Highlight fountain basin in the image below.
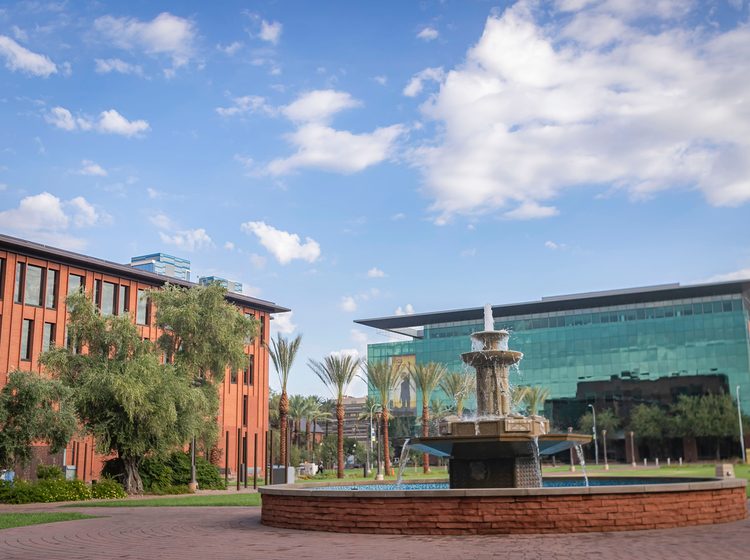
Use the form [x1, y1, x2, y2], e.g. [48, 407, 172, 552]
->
[260, 477, 747, 534]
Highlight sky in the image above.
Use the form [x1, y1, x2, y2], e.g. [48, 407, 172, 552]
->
[1, 0, 749, 398]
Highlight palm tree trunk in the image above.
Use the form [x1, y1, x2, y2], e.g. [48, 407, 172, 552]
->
[422, 403, 430, 474]
[383, 407, 392, 476]
[279, 391, 289, 470]
[336, 401, 345, 478]
[312, 419, 317, 462]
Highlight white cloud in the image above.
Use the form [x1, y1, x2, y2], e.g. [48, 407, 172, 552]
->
[373, 75, 387, 86]
[395, 303, 415, 316]
[146, 187, 162, 199]
[93, 12, 196, 73]
[259, 20, 282, 45]
[216, 95, 272, 117]
[46, 106, 149, 137]
[94, 58, 144, 76]
[391, 212, 406, 221]
[224, 241, 235, 251]
[410, 2, 750, 223]
[340, 296, 357, 312]
[705, 268, 750, 282]
[241, 221, 321, 264]
[544, 240, 568, 250]
[148, 212, 176, 230]
[78, 160, 107, 176]
[417, 27, 439, 41]
[367, 267, 386, 278]
[460, 248, 477, 257]
[271, 311, 296, 335]
[0, 35, 56, 76]
[0, 192, 103, 249]
[249, 253, 267, 269]
[281, 90, 360, 123]
[158, 228, 213, 251]
[217, 41, 243, 55]
[403, 67, 444, 97]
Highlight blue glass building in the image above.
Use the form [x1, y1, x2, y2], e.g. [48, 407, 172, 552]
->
[130, 253, 191, 281]
[199, 275, 243, 294]
[356, 281, 750, 434]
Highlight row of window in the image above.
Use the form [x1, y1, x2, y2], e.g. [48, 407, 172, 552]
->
[230, 354, 255, 386]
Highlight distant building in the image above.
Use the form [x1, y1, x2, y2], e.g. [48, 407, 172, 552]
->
[341, 396, 371, 443]
[199, 276, 243, 294]
[130, 253, 191, 281]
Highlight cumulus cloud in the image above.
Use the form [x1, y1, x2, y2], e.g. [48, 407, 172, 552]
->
[340, 296, 357, 312]
[158, 228, 213, 251]
[0, 35, 56, 76]
[395, 304, 415, 316]
[417, 27, 439, 41]
[78, 160, 107, 176]
[281, 90, 361, 123]
[271, 311, 297, 335]
[94, 58, 144, 76]
[216, 95, 272, 117]
[259, 20, 282, 45]
[0, 192, 103, 249]
[410, 1, 750, 223]
[93, 12, 196, 74]
[367, 267, 386, 278]
[403, 67, 444, 97]
[544, 240, 568, 250]
[705, 268, 750, 282]
[249, 253, 267, 269]
[46, 106, 149, 137]
[217, 41, 243, 55]
[241, 221, 321, 264]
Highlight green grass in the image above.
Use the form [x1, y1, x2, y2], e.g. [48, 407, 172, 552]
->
[75, 492, 261, 508]
[0, 512, 96, 530]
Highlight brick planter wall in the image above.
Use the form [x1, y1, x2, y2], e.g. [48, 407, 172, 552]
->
[260, 480, 747, 535]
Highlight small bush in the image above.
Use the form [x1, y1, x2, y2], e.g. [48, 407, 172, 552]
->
[139, 457, 175, 492]
[148, 484, 190, 495]
[36, 464, 64, 481]
[91, 478, 126, 499]
[0, 479, 92, 504]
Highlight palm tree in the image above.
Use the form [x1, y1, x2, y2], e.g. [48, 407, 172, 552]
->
[267, 333, 302, 471]
[288, 394, 308, 452]
[409, 363, 446, 473]
[522, 386, 550, 416]
[440, 371, 475, 417]
[362, 360, 404, 476]
[307, 397, 331, 462]
[308, 354, 360, 478]
[512, 385, 530, 412]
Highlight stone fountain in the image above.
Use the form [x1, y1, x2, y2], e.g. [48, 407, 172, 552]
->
[410, 304, 590, 488]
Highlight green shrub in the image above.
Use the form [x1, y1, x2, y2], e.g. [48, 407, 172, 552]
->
[0, 479, 92, 503]
[148, 484, 190, 495]
[137, 452, 225, 492]
[91, 478, 126, 499]
[36, 464, 64, 481]
[139, 457, 175, 492]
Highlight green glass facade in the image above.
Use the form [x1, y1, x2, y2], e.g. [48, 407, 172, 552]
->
[364, 286, 750, 422]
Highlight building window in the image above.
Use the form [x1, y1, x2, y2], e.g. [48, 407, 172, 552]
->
[230, 369, 238, 384]
[0, 258, 5, 300]
[259, 316, 265, 343]
[68, 274, 84, 295]
[102, 281, 116, 316]
[24, 265, 43, 306]
[244, 312, 255, 343]
[94, 280, 102, 309]
[242, 395, 248, 426]
[45, 269, 58, 309]
[136, 289, 149, 325]
[20, 319, 33, 360]
[14, 262, 25, 303]
[42, 322, 56, 352]
[118, 285, 129, 315]
[245, 355, 254, 386]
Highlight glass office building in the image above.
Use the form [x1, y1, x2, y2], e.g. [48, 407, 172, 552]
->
[356, 281, 750, 429]
[130, 253, 191, 281]
[199, 275, 243, 294]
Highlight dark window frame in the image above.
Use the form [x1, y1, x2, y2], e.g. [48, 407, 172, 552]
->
[20, 319, 33, 360]
[14, 262, 25, 303]
[45, 269, 58, 309]
[42, 322, 56, 352]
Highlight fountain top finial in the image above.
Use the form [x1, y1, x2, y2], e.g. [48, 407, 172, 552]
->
[484, 303, 494, 332]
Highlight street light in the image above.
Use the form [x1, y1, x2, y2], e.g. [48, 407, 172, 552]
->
[588, 404, 599, 465]
[367, 403, 382, 477]
[629, 431, 637, 468]
[375, 410, 384, 481]
[737, 385, 746, 464]
[602, 429, 609, 471]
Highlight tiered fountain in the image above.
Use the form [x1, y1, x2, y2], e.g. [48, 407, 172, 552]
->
[259, 303, 747, 535]
[410, 304, 589, 488]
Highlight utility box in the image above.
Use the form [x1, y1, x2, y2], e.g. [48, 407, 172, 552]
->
[271, 466, 296, 485]
[715, 464, 734, 478]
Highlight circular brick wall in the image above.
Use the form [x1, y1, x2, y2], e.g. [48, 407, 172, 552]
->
[260, 479, 747, 535]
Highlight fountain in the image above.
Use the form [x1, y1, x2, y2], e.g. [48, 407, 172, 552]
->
[409, 303, 589, 488]
[259, 302, 747, 534]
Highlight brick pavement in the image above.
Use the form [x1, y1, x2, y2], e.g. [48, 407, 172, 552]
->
[0, 504, 749, 560]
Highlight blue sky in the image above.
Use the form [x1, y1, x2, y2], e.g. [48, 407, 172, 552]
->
[1, 0, 749, 397]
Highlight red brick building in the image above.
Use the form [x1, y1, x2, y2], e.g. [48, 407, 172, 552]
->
[0, 234, 288, 481]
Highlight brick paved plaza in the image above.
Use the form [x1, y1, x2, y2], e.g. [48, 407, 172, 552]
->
[1, 504, 749, 560]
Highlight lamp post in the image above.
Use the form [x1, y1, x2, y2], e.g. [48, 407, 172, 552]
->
[737, 385, 746, 464]
[630, 431, 637, 468]
[375, 410, 384, 480]
[368, 403, 382, 476]
[588, 403, 599, 465]
[602, 429, 609, 471]
[568, 426, 575, 472]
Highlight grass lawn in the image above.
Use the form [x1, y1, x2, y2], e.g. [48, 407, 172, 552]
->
[76, 493, 261, 508]
[0, 512, 96, 530]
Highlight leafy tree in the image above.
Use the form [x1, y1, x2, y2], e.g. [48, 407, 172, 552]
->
[267, 334, 302, 473]
[42, 293, 208, 494]
[440, 371, 475, 417]
[579, 408, 620, 438]
[670, 393, 738, 459]
[0, 371, 77, 472]
[627, 403, 668, 458]
[522, 386, 551, 416]
[408, 363, 446, 473]
[309, 354, 359, 478]
[149, 283, 257, 452]
[362, 360, 403, 476]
